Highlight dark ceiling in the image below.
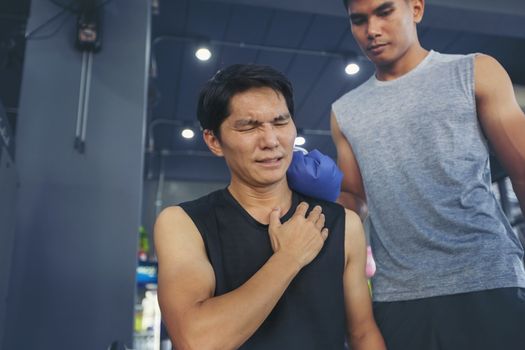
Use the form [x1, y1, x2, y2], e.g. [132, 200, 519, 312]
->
[1, 0, 524, 183]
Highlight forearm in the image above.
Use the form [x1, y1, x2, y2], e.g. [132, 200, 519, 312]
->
[343, 210, 384, 350]
[350, 325, 386, 350]
[177, 253, 301, 349]
[337, 191, 368, 221]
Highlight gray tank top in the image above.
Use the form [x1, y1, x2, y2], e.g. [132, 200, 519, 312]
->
[333, 50, 525, 302]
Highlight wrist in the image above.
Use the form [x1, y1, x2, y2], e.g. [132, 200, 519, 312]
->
[270, 251, 303, 276]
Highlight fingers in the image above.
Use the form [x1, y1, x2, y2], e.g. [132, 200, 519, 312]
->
[297, 204, 325, 230]
[269, 207, 282, 229]
[315, 213, 325, 230]
[294, 204, 326, 226]
[306, 206, 327, 239]
[271, 202, 330, 268]
[306, 205, 322, 224]
[321, 228, 329, 241]
[293, 202, 309, 218]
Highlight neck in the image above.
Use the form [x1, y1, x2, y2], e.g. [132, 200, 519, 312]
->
[228, 178, 293, 224]
[375, 44, 429, 81]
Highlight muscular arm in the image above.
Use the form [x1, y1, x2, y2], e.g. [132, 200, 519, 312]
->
[155, 203, 327, 350]
[475, 54, 525, 213]
[331, 111, 368, 219]
[343, 209, 385, 350]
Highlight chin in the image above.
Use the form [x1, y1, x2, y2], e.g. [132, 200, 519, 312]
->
[368, 52, 389, 63]
[257, 173, 287, 187]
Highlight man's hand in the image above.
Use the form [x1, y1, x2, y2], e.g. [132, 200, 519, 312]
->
[268, 202, 329, 268]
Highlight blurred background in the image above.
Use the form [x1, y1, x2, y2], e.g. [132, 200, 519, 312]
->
[1, 0, 524, 349]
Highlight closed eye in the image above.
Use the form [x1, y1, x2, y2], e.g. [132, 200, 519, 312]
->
[233, 113, 291, 131]
[231, 120, 257, 132]
[272, 115, 291, 126]
[236, 124, 258, 132]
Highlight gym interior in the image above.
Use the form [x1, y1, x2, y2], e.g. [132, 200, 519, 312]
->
[1, 0, 524, 349]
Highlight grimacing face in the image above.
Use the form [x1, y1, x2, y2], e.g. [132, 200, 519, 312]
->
[204, 87, 297, 188]
[348, 0, 423, 68]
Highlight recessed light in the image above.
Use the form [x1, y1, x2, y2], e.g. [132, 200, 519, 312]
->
[195, 47, 212, 61]
[181, 128, 195, 139]
[345, 63, 360, 75]
[294, 136, 306, 146]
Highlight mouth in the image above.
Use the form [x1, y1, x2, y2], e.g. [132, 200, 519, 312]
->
[255, 156, 284, 165]
[367, 43, 388, 53]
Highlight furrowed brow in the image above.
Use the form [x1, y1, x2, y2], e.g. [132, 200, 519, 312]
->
[233, 119, 259, 128]
[232, 113, 291, 128]
[272, 113, 291, 122]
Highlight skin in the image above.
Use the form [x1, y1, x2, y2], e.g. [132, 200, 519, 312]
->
[348, 0, 427, 81]
[155, 87, 386, 349]
[334, 0, 525, 217]
[475, 55, 525, 214]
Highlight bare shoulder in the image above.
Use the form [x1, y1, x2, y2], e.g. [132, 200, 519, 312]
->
[474, 54, 511, 98]
[343, 208, 362, 229]
[330, 110, 346, 142]
[154, 205, 215, 294]
[474, 53, 501, 69]
[155, 205, 189, 238]
[154, 205, 206, 260]
[342, 208, 365, 246]
[155, 206, 186, 243]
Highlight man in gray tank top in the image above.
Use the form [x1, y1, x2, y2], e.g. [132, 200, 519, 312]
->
[331, 0, 525, 349]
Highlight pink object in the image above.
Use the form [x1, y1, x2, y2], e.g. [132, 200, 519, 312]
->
[365, 246, 376, 278]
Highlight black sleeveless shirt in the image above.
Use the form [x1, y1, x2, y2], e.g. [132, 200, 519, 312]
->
[180, 189, 346, 349]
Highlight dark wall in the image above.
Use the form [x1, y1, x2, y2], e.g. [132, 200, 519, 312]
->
[0, 102, 17, 350]
[2, 0, 150, 349]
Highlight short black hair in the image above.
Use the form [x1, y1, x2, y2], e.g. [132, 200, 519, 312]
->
[343, 0, 409, 10]
[197, 64, 294, 137]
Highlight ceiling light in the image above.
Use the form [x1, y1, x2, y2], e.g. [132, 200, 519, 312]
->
[345, 63, 360, 75]
[195, 47, 212, 61]
[181, 128, 195, 139]
[294, 136, 306, 146]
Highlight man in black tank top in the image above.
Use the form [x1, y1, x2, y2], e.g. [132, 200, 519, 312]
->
[154, 64, 385, 349]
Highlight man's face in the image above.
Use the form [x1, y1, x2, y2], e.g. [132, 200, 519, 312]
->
[205, 87, 296, 188]
[347, 0, 423, 67]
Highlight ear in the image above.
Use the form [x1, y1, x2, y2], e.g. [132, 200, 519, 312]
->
[203, 129, 224, 157]
[412, 0, 425, 24]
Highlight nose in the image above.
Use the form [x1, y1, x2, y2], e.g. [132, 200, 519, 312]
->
[260, 123, 279, 149]
[366, 16, 381, 40]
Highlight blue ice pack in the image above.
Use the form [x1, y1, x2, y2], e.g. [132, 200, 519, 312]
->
[287, 149, 343, 202]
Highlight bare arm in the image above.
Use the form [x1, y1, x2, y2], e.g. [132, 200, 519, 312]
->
[343, 209, 386, 350]
[475, 54, 525, 213]
[331, 111, 368, 219]
[155, 203, 328, 350]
